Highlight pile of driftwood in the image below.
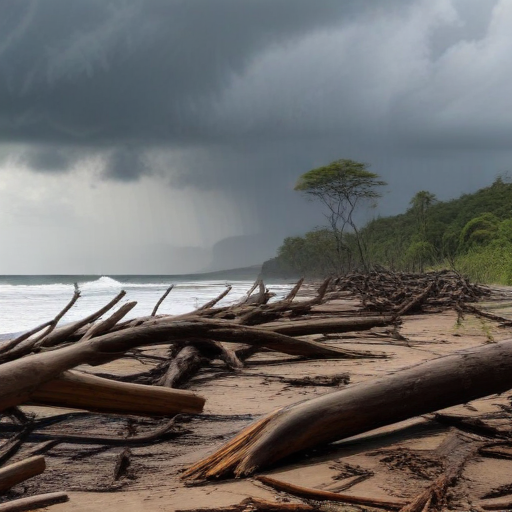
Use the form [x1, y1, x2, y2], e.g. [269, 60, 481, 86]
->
[334, 269, 491, 314]
[0, 278, 394, 509]
[1, 274, 512, 511]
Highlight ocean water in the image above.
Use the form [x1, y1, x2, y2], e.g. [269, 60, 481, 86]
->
[0, 275, 295, 337]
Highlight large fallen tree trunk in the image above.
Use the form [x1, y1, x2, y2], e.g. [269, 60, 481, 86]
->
[259, 316, 395, 336]
[193, 322, 379, 359]
[184, 337, 512, 480]
[1, 318, 377, 413]
[29, 370, 205, 415]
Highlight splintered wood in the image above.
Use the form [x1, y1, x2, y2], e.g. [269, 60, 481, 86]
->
[1, 273, 512, 511]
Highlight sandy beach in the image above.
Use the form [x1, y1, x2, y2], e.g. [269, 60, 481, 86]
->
[3, 286, 512, 511]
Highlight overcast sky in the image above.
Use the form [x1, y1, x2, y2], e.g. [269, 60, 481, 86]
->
[1, 0, 511, 274]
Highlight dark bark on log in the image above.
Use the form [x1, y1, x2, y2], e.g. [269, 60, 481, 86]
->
[88, 318, 380, 359]
[37, 290, 127, 348]
[237, 278, 330, 326]
[283, 278, 304, 302]
[29, 370, 205, 416]
[259, 316, 395, 337]
[0, 455, 46, 492]
[0, 289, 81, 363]
[151, 285, 174, 316]
[80, 302, 137, 341]
[0, 418, 179, 446]
[113, 447, 131, 480]
[157, 346, 204, 388]
[0, 492, 68, 511]
[197, 286, 232, 312]
[199, 323, 381, 359]
[1, 317, 365, 413]
[157, 338, 243, 390]
[184, 338, 512, 479]
[256, 475, 406, 510]
[192, 340, 244, 370]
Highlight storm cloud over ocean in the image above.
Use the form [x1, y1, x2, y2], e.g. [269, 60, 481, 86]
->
[1, 0, 511, 273]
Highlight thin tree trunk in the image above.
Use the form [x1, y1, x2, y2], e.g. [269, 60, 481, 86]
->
[256, 475, 405, 510]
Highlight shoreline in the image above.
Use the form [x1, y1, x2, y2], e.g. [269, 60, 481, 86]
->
[2, 284, 511, 510]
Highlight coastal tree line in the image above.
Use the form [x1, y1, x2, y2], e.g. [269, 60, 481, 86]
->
[263, 160, 512, 285]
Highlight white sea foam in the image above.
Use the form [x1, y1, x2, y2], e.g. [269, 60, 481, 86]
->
[0, 276, 294, 337]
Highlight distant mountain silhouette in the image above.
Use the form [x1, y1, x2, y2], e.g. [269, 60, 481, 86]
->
[207, 233, 284, 272]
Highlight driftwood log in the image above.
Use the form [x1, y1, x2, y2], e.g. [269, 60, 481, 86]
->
[30, 370, 205, 415]
[256, 475, 406, 510]
[0, 455, 46, 493]
[0, 492, 69, 511]
[1, 273, 500, 509]
[184, 337, 512, 479]
[259, 316, 394, 336]
[0, 316, 383, 414]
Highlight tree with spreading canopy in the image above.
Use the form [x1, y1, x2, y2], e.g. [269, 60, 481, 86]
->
[294, 159, 386, 271]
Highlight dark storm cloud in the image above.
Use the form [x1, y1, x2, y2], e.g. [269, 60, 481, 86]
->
[0, 0, 509, 204]
[22, 146, 73, 173]
[103, 147, 150, 181]
[3, 0, 512, 274]
[0, 0, 385, 149]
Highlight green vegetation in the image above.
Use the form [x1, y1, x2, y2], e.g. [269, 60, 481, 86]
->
[264, 174, 512, 284]
[294, 159, 386, 271]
